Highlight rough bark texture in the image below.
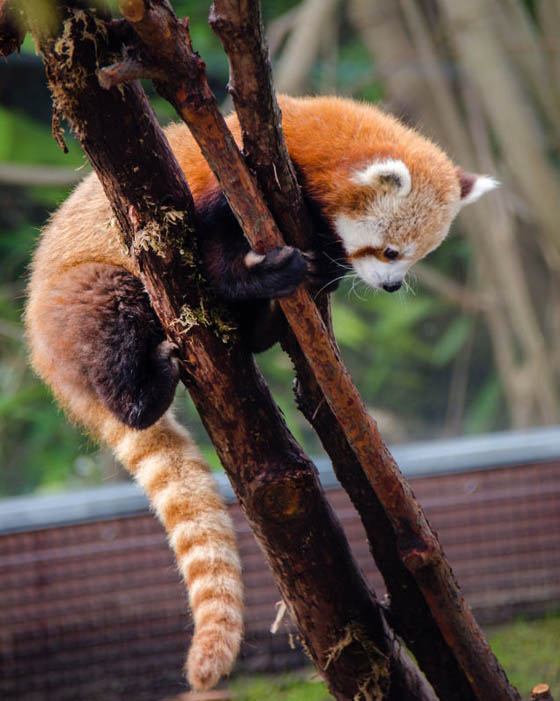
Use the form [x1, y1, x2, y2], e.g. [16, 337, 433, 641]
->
[210, 3, 473, 698]
[16, 2, 432, 698]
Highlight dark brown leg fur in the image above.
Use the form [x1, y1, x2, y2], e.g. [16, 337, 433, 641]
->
[38, 263, 179, 429]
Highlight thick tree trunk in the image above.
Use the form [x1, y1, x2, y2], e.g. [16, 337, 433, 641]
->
[16, 1, 432, 698]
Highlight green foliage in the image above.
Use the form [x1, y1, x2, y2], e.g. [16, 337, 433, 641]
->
[230, 670, 329, 701]
[230, 613, 560, 700]
[486, 613, 560, 698]
[0, 106, 84, 166]
[0, 187, 94, 494]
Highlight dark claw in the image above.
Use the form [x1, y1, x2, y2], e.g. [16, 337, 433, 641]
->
[155, 340, 180, 382]
[259, 246, 299, 270]
[252, 246, 308, 298]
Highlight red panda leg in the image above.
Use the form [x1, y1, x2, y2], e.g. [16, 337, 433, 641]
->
[25, 263, 243, 689]
[30, 262, 179, 429]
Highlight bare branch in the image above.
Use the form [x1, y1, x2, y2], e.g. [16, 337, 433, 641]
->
[118, 2, 521, 699]
[23, 2, 428, 697]
[0, 162, 84, 186]
[98, 56, 167, 88]
[211, 3, 480, 699]
[273, 0, 339, 95]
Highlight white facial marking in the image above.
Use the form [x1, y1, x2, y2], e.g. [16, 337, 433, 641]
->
[401, 241, 417, 258]
[352, 257, 411, 290]
[334, 214, 415, 289]
[334, 214, 383, 256]
[460, 175, 499, 206]
[352, 159, 412, 198]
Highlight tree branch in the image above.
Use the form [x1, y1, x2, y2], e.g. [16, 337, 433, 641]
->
[15, 2, 430, 697]
[209, 5, 472, 696]
[117, 2, 519, 699]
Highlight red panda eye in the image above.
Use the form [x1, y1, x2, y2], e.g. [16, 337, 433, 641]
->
[384, 248, 399, 260]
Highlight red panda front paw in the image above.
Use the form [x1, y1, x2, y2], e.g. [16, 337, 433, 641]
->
[248, 246, 308, 299]
[155, 340, 180, 380]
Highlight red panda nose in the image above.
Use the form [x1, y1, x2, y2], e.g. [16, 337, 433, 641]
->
[382, 281, 402, 292]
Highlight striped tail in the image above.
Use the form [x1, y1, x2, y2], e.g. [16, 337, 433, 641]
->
[107, 409, 243, 690]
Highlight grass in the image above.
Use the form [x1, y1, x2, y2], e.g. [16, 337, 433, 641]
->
[486, 613, 560, 698]
[230, 670, 329, 701]
[229, 613, 560, 700]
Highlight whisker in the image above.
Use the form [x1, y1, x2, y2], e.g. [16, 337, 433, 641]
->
[322, 251, 352, 271]
[346, 273, 358, 299]
[402, 274, 416, 296]
[313, 272, 350, 300]
[350, 275, 368, 302]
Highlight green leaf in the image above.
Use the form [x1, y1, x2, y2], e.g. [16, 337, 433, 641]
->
[464, 376, 503, 434]
[431, 316, 473, 366]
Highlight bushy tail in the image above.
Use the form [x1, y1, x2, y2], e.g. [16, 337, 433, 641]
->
[105, 409, 243, 690]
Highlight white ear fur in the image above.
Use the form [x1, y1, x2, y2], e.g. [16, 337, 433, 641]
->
[352, 159, 412, 197]
[459, 173, 500, 207]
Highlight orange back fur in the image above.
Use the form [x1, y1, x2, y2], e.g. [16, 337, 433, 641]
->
[31, 95, 461, 287]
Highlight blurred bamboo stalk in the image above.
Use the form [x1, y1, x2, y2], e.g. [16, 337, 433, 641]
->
[440, 0, 560, 265]
[0, 162, 85, 186]
[538, 1, 560, 106]
[461, 82, 559, 424]
[348, 0, 560, 427]
[493, 0, 560, 146]
[266, 6, 300, 57]
[274, 0, 339, 95]
[347, 0, 443, 134]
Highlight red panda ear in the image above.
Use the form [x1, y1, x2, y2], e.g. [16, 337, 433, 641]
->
[457, 167, 499, 206]
[352, 159, 411, 197]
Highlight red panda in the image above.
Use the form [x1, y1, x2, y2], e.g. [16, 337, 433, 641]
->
[25, 95, 497, 690]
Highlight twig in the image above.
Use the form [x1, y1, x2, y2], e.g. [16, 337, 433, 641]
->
[97, 56, 167, 88]
[269, 600, 287, 634]
[0, 162, 84, 187]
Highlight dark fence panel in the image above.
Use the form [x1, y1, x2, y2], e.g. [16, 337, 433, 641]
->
[1, 429, 559, 699]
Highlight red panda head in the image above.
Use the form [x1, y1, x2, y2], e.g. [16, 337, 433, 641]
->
[334, 157, 498, 292]
[277, 95, 499, 293]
